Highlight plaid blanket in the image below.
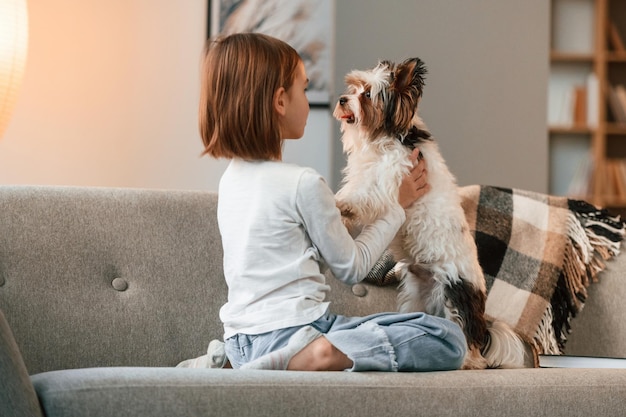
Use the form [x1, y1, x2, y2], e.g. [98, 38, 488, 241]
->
[365, 185, 625, 364]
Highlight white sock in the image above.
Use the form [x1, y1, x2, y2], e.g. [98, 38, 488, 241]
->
[206, 339, 228, 368]
[176, 339, 228, 368]
[176, 355, 209, 368]
[240, 326, 322, 370]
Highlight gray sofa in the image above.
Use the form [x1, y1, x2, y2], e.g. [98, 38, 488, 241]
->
[1, 185, 626, 417]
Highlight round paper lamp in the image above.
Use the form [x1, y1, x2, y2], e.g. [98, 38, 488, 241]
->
[0, 0, 28, 138]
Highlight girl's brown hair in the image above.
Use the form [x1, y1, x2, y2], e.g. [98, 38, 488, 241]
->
[199, 33, 301, 160]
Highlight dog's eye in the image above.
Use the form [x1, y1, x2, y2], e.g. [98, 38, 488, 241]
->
[364, 91, 371, 99]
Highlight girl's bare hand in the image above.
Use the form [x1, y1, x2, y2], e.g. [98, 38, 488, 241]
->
[398, 148, 430, 209]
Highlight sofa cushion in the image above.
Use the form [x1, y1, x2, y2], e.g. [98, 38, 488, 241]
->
[0, 186, 227, 374]
[32, 367, 626, 417]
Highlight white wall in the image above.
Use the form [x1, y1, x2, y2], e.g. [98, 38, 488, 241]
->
[0, 0, 333, 191]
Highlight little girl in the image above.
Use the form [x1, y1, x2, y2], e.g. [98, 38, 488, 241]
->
[199, 33, 466, 371]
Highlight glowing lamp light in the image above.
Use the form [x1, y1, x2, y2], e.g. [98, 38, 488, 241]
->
[0, 0, 28, 139]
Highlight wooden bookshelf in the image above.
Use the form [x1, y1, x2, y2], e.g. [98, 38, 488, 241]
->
[606, 123, 626, 134]
[549, 0, 626, 208]
[550, 52, 595, 62]
[549, 126, 595, 135]
[607, 52, 626, 62]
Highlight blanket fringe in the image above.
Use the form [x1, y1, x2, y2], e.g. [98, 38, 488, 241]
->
[542, 200, 625, 354]
[363, 250, 398, 286]
[532, 305, 561, 356]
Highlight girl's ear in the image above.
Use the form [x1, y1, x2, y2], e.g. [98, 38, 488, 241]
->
[274, 87, 287, 117]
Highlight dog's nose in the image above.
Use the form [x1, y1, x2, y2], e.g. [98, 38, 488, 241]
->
[339, 97, 348, 105]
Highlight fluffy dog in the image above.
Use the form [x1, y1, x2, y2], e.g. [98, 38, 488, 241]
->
[333, 58, 526, 369]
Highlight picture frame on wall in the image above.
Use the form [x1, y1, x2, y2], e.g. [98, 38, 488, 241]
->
[208, 0, 333, 107]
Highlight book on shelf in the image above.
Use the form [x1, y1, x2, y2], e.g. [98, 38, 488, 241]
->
[608, 84, 626, 123]
[539, 354, 626, 369]
[608, 160, 626, 199]
[599, 159, 626, 201]
[549, 83, 592, 128]
[549, 87, 574, 127]
[618, 162, 626, 198]
[617, 85, 626, 121]
[566, 154, 593, 197]
[608, 21, 626, 52]
[586, 73, 598, 128]
[573, 86, 586, 126]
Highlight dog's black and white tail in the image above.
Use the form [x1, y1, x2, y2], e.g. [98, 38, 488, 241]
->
[441, 276, 527, 369]
[483, 319, 527, 369]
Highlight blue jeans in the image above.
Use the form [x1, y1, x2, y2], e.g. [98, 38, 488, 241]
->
[224, 311, 467, 371]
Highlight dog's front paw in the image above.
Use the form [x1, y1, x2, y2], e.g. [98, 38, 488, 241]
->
[336, 200, 356, 220]
[336, 200, 361, 233]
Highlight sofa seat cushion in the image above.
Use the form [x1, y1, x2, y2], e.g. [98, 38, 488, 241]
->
[32, 367, 626, 417]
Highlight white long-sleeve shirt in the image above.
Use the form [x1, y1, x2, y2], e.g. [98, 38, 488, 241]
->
[218, 159, 405, 339]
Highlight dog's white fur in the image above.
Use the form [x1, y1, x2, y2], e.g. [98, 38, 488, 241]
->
[334, 60, 526, 369]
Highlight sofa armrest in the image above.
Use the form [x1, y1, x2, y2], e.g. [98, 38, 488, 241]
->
[0, 309, 43, 417]
[566, 251, 626, 357]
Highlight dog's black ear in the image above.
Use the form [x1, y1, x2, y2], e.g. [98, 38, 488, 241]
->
[397, 57, 427, 97]
[385, 57, 427, 135]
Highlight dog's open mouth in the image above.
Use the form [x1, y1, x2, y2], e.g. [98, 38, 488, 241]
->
[341, 113, 355, 124]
